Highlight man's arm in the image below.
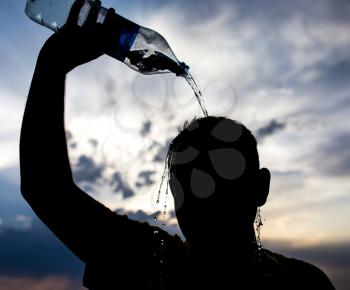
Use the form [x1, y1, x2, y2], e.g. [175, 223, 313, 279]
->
[20, 1, 116, 262]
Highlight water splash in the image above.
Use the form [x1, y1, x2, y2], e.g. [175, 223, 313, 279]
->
[255, 207, 264, 251]
[184, 73, 209, 117]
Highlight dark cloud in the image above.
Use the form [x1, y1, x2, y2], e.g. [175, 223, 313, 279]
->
[91, 74, 118, 109]
[140, 121, 152, 137]
[0, 174, 33, 226]
[109, 172, 135, 198]
[69, 142, 78, 149]
[65, 153, 140, 199]
[65, 130, 78, 150]
[88, 138, 98, 148]
[168, 210, 177, 219]
[0, 219, 83, 278]
[255, 119, 286, 142]
[316, 133, 350, 176]
[270, 170, 302, 177]
[153, 139, 172, 163]
[104, 76, 117, 96]
[316, 60, 350, 88]
[73, 155, 104, 184]
[265, 240, 350, 268]
[0, 276, 83, 290]
[73, 156, 138, 199]
[81, 184, 95, 193]
[135, 170, 156, 188]
[65, 130, 73, 141]
[232, 0, 350, 21]
[264, 240, 350, 290]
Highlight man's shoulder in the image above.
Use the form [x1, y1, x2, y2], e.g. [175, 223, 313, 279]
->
[83, 213, 186, 289]
[262, 248, 335, 290]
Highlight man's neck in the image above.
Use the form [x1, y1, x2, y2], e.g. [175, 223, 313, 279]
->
[190, 225, 259, 261]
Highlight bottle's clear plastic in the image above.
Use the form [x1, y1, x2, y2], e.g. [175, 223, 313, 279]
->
[25, 0, 189, 76]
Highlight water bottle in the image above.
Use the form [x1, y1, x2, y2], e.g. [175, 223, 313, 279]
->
[25, 0, 189, 76]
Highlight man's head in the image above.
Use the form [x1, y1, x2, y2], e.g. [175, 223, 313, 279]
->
[168, 116, 270, 244]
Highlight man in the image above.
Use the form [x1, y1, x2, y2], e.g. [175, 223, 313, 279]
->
[20, 1, 335, 289]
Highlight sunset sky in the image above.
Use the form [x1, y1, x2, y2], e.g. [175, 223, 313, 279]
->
[0, 0, 350, 289]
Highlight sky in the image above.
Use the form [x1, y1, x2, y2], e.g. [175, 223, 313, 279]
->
[0, 0, 350, 289]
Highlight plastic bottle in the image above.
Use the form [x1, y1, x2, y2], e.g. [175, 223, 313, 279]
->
[25, 0, 189, 76]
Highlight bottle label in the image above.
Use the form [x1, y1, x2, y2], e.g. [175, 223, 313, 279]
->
[104, 12, 140, 61]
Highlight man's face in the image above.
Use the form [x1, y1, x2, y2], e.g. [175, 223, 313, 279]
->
[170, 147, 258, 242]
[168, 118, 262, 242]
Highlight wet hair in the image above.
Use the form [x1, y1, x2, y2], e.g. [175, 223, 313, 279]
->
[167, 116, 259, 177]
[155, 116, 260, 204]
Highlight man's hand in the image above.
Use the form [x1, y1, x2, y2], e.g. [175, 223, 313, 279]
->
[38, 0, 111, 74]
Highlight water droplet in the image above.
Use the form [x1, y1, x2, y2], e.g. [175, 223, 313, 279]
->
[255, 208, 264, 250]
[157, 153, 170, 205]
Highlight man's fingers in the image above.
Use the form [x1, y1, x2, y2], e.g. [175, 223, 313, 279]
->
[66, 0, 85, 27]
[84, 0, 102, 28]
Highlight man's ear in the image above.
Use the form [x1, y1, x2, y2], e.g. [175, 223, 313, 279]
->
[255, 167, 270, 206]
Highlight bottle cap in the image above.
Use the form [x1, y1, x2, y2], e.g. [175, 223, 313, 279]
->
[177, 62, 190, 76]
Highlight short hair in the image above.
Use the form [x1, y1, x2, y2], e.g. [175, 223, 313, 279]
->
[167, 116, 259, 176]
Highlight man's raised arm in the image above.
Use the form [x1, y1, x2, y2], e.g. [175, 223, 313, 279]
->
[19, 0, 116, 262]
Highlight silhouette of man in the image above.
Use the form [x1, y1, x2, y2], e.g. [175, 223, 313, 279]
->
[20, 1, 335, 289]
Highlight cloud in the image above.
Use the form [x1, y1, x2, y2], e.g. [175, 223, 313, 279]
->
[152, 139, 172, 163]
[0, 220, 83, 278]
[315, 133, 350, 176]
[109, 172, 135, 198]
[67, 135, 140, 199]
[135, 170, 157, 188]
[0, 170, 33, 227]
[140, 121, 152, 137]
[255, 119, 286, 142]
[264, 240, 350, 290]
[168, 210, 176, 218]
[313, 60, 350, 88]
[12, 215, 33, 231]
[88, 138, 98, 148]
[73, 155, 104, 183]
[0, 276, 83, 290]
[65, 130, 73, 142]
[265, 240, 350, 268]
